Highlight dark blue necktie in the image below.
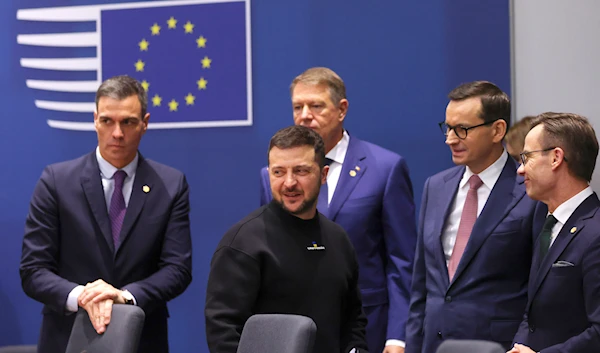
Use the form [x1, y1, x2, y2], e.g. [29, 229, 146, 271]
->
[317, 158, 333, 213]
[109, 170, 127, 247]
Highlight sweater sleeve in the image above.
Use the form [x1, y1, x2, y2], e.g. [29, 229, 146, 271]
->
[205, 245, 261, 353]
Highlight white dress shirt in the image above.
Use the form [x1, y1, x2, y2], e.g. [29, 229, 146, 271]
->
[547, 186, 593, 246]
[442, 151, 508, 265]
[324, 130, 350, 204]
[65, 147, 139, 312]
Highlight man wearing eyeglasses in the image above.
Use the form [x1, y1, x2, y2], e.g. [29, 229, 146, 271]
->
[406, 81, 538, 353]
[509, 113, 600, 353]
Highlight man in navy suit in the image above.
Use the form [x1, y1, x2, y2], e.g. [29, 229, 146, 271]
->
[20, 75, 192, 353]
[259, 67, 417, 353]
[510, 113, 600, 353]
[406, 81, 537, 353]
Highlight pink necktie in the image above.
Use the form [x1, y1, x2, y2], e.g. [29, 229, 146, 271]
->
[448, 174, 483, 281]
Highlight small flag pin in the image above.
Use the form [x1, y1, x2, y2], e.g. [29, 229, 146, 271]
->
[349, 170, 357, 177]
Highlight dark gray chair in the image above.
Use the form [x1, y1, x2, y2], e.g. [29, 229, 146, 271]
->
[237, 314, 316, 353]
[0, 346, 36, 353]
[436, 339, 505, 353]
[65, 304, 145, 353]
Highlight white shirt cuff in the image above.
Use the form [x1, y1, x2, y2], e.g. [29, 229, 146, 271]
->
[386, 339, 406, 348]
[66, 285, 85, 312]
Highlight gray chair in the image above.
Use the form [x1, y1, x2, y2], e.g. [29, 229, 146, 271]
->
[0, 346, 36, 353]
[436, 339, 505, 353]
[65, 304, 145, 353]
[237, 314, 316, 353]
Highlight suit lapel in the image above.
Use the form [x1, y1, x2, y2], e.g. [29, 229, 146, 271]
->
[529, 194, 599, 302]
[328, 137, 367, 221]
[117, 155, 151, 252]
[450, 157, 524, 285]
[436, 167, 464, 288]
[80, 152, 114, 253]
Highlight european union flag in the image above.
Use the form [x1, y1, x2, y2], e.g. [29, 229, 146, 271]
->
[101, 1, 250, 128]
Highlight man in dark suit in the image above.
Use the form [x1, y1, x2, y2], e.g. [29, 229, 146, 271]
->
[259, 67, 417, 353]
[510, 113, 600, 353]
[406, 81, 537, 353]
[20, 75, 192, 353]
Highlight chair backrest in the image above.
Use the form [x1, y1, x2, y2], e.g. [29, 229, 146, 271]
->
[65, 304, 145, 353]
[436, 339, 505, 353]
[0, 346, 36, 353]
[237, 314, 316, 353]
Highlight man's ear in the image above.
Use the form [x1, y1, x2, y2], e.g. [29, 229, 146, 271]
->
[338, 99, 349, 123]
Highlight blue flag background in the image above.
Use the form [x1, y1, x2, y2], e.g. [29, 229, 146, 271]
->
[102, 2, 248, 124]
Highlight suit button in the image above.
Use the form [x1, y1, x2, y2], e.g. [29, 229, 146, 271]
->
[529, 325, 535, 333]
[445, 296, 452, 302]
[437, 331, 443, 339]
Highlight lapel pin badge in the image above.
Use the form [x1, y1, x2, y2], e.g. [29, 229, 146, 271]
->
[570, 227, 577, 234]
[142, 185, 150, 193]
[355, 166, 360, 171]
[349, 170, 357, 177]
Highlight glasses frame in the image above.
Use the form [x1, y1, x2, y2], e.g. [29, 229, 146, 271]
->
[438, 119, 499, 140]
[519, 147, 568, 165]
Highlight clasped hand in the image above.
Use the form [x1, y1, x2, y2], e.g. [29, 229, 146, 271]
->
[77, 279, 126, 334]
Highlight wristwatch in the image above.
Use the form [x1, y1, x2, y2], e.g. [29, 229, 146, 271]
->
[122, 290, 134, 305]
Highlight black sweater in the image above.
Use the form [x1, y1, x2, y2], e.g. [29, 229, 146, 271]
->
[205, 201, 368, 353]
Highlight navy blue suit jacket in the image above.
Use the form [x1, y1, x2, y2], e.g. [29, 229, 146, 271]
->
[406, 156, 537, 353]
[513, 193, 600, 352]
[260, 135, 417, 352]
[20, 151, 192, 353]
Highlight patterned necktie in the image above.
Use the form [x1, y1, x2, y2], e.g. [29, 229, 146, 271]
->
[539, 214, 558, 259]
[317, 158, 334, 211]
[448, 174, 484, 281]
[109, 170, 127, 247]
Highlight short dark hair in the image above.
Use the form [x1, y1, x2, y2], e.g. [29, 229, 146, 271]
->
[290, 67, 346, 106]
[95, 75, 147, 118]
[506, 115, 536, 154]
[268, 125, 326, 169]
[531, 112, 599, 182]
[448, 81, 511, 129]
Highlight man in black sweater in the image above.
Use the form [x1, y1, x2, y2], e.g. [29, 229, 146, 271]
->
[205, 125, 368, 353]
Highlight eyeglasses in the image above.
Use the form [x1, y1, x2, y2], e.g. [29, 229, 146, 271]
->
[438, 119, 499, 140]
[519, 147, 568, 165]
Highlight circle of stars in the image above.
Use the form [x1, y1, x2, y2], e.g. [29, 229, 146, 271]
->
[134, 16, 211, 112]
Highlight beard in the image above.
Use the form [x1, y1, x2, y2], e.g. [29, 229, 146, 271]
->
[274, 188, 319, 218]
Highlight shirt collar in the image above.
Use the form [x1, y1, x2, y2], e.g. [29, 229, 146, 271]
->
[460, 149, 508, 189]
[326, 130, 350, 165]
[550, 186, 594, 225]
[96, 146, 139, 179]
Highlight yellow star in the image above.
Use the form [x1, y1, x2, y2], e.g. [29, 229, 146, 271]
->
[167, 16, 177, 29]
[134, 59, 145, 72]
[184, 93, 196, 105]
[138, 39, 149, 51]
[184, 21, 194, 34]
[150, 23, 161, 35]
[152, 94, 162, 107]
[196, 36, 207, 48]
[201, 56, 212, 69]
[141, 80, 150, 91]
[196, 77, 208, 90]
[168, 99, 179, 112]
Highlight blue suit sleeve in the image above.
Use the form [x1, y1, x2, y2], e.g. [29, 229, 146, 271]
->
[405, 177, 430, 353]
[20, 166, 79, 313]
[382, 157, 418, 341]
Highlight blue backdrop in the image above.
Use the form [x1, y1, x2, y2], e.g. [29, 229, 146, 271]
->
[0, 0, 510, 352]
